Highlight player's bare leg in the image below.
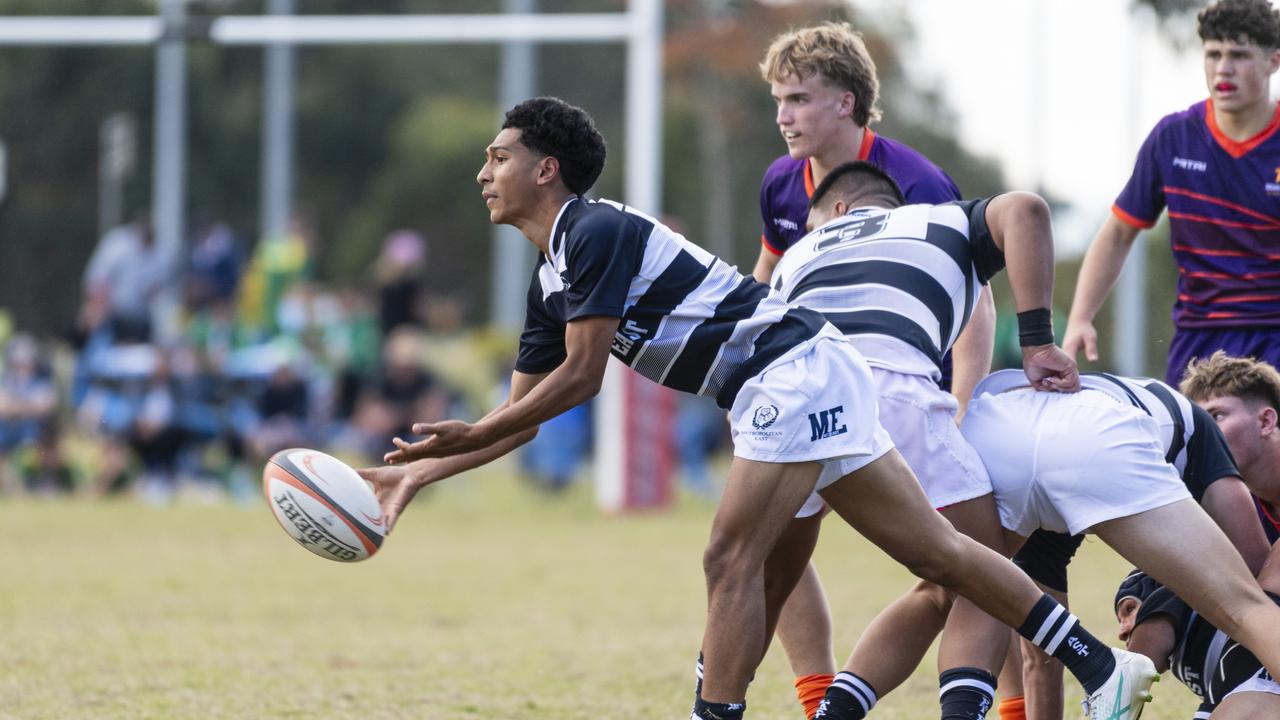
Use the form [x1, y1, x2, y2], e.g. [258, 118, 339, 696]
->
[770, 514, 837, 718]
[1090, 499, 1280, 680]
[697, 458, 821, 716]
[835, 494, 1010, 718]
[1207, 687, 1280, 718]
[768, 515, 831, 662]
[816, 451, 1150, 720]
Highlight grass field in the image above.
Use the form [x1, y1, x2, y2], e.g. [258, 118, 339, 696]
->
[0, 461, 1201, 719]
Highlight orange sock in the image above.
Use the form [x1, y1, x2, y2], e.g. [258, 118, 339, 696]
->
[998, 695, 1026, 720]
[795, 673, 835, 719]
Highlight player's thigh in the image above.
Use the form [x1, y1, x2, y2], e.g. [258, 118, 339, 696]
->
[709, 458, 821, 565]
[1212, 686, 1280, 719]
[939, 493, 1006, 552]
[819, 449, 965, 570]
[1091, 499, 1258, 615]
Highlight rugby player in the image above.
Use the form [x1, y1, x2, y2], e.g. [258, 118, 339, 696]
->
[751, 25, 997, 716]
[362, 97, 1156, 720]
[1114, 568, 1280, 719]
[958, 368, 1280, 718]
[1063, 0, 1280, 386]
[1105, 352, 1280, 719]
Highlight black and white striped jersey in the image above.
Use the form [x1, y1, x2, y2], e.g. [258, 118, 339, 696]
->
[516, 197, 827, 408]
[769, 200, 1005, 382]
[1132, 580, 1280, 716]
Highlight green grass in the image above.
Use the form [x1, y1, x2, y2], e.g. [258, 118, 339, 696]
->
[0, 463, 1200, 719]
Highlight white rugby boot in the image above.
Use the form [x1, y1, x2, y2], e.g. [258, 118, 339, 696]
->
[1081, 648, 1160, 720]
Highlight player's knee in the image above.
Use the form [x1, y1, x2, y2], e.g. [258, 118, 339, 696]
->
[702, 533, 753, 590]
[912, 579, 955, 616]
[903, 532, 969, 587]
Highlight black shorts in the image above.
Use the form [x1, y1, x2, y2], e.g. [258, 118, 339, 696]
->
[1012, 529, 1084, 593]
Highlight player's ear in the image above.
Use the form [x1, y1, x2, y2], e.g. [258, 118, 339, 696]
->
[838, 91, 856, 120]
[1268, 47, 1280, 74]
[1259, 405, 1278, 435]
[833, 200, 849, 217]
[536, 155, 561, 186]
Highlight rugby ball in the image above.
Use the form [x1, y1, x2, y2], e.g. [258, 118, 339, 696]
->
[263, 448, 387, 562]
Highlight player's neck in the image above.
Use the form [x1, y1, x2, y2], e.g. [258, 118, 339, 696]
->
[1212, 97, 1278, 142]
[1247, 440, 1280, 506]
[810, 126, 866, 186]
[520, 193, 577, 255]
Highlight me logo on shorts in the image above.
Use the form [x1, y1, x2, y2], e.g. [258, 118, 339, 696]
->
[808, 405, 847, 441]
[752, 405, 779, 429]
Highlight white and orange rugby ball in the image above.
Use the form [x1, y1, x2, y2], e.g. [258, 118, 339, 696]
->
[263, 448, 387, 562]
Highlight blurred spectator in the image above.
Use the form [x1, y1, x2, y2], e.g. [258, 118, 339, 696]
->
[15, 423, 74, 497]
[187, 218, 242, 311]
[0, 335, 58, 493]
[245, 359, 312, 465]
[333, 328, 454, 458]
[372, 229, 428, 336]
[238, 215, 314, 338]
[80, 213, 177, 344]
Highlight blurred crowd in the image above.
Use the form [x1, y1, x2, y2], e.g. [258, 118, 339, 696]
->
[0, 214, 470, 502]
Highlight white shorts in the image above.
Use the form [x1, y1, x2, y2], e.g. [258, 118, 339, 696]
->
[729, 330, 893, 499]
[1223, 668, 1280, 702]
[960, 387, 1191, 537]
[793, 368, 990, 518]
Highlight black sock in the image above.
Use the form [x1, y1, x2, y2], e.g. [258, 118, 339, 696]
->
[1016, 593, 1116, 694]
[813, 671, 877, 720]
[691, 697, 745, 720]
[939, 667, 996, 720]
[694, 652, 704, 699]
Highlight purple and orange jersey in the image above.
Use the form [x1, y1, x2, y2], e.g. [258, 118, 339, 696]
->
[1114, 99, 1280, 329]
[759, 128, 961, 255]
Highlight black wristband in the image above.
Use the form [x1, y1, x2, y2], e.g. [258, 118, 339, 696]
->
[1017, 308, 1054, 347]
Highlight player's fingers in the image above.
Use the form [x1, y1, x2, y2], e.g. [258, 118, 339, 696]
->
[1084, 335, 1099, 362]
[411, 422, 440, 435]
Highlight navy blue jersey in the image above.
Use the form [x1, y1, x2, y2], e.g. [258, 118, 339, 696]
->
[1133, 582, 1280, 714]
[516, 197, 826, 408]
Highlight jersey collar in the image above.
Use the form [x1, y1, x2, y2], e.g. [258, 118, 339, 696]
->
[548, 195, 581, 258]
[1205, 98, 1280, 159]
[803, 128, 878, 197]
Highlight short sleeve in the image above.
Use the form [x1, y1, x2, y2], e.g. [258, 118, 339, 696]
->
[514, 262, 567, 375]
[1133, 585, 1192, 648]
[956, 196, 1005, 284]
[1182, 403, 1242, 500]
[1113, 126, 1166, 229]
[561, 212, 645, 321]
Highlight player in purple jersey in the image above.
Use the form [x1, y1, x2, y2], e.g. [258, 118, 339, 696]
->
[1181, 351, 1280, 542]
[1064, 0, 1280, 387]
[746, 23, 1000, 720]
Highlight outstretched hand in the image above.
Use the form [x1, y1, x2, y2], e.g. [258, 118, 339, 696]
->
[1021, 343, 1081, 393]
[356, 464, 425, 533]
[382, 420, 489, 465]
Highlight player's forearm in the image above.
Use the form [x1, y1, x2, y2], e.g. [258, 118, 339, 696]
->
[1068, 216, 1140, 325]
[473, 360, 601, 445]
[408, 426, 539, 487]
[753, 245, 781, 284]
